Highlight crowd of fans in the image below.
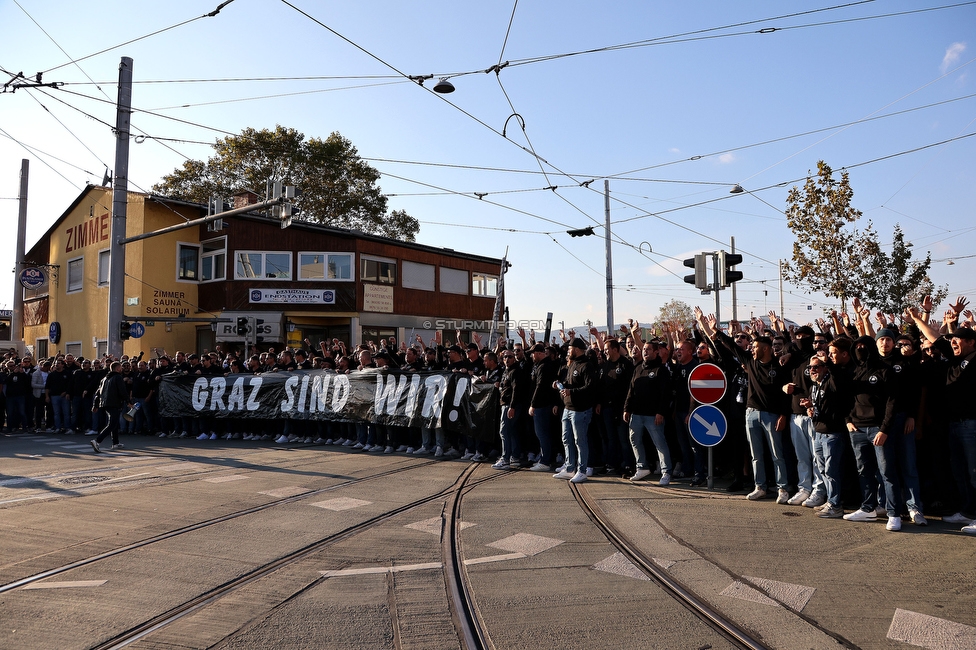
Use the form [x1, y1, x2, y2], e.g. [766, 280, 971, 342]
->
[2, 292, 975, 536]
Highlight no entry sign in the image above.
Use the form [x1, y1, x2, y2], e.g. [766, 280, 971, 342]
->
[688, 362, 727, 405]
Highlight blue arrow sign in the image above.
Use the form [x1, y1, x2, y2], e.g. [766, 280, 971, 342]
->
[129, 322, 146, 339]
[688, 404, 727, 447]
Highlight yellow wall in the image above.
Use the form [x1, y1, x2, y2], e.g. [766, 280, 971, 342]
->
[24, 188, 202, 359]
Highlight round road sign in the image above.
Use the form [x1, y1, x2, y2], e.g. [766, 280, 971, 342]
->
[688, 362, 727, 405]
[688, 404, 728, 447]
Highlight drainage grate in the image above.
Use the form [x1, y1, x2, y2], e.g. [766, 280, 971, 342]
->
[59, 475, 111, 485]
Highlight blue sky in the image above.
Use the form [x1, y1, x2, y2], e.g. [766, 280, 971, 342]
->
[1, 0, 973, 332]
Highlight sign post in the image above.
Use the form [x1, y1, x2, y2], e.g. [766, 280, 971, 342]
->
[688, 363, 728, 489]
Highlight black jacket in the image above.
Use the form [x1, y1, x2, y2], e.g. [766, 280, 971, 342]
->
[623, 358, 672, 417]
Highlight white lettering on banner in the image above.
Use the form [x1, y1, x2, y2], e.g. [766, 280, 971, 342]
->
[281, 376, 300, 413]
[422, 375, 448, 419]
[310, 374, 331, 413]
[191, 376, 266, 412]
[404, 375, 421, 416]
[331, 374, 350, 411]
[375, 374, 410, 416]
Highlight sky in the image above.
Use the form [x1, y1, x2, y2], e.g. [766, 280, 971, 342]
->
[1, 0, 974, 333]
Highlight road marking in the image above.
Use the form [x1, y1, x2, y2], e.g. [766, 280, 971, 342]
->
[203, 475, 248, 483]
[464, 552, 525, 566]
[259, 486, 311, 498]
[22, 580, 107, 590]
[487, 533, 563, 556]
[62, 445, 95, 451]
[311, 497, 372, 511]
[720, 577, 816, 611]
[593, 552, 651, 581]
[321, 562, 442, 578]
[404, 517, 476, 536]
[887, 608, 976, 649]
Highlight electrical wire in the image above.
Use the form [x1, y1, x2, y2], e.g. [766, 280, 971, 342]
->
[146, 79, 409, 111]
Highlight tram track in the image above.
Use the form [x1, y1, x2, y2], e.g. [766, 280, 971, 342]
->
[570, 481, 773, 650]
[89, 463, 508, 650]
[0, 456, 439, 593]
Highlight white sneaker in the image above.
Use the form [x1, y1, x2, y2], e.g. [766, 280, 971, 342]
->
[658, 473, 671, 486]
[352, 442, 364, 450]
[413, 446, 430, 455]
[405, 447, 416, 454]
[313, 438, 325, 444]
[471, 452, 485, 462]
[384, 446, 395, 454]
[776, 488, 790, 504]
[370, 444, 384, 453]
[434, 446, 444, 458]
[787, 489, 811, 506]
[196, 433, 209, 441]
[886, 516, 902, 531]
[529, 462, 550, 472]
[629, 469, 651, 482]
[179, 431, 189, 439]
[553, 469, 574, 479]
[585, 467, 593, 477]
[569, 470, 587, 484]
[275, 435, 288, 443]
[156, 432, 167, 438]
[962, 522, 976, 535]
[491, 458, 509, 470]
[943, 512, 973, 524]
[909, 509, 927, 526]
[802, 492, 827, 508]
[303, 437, 313, 444]
[843, 509, 877, 522]
[287, 434, 299, 443]
[746, 487, 766, 501]
[396, 445, 408, 452]
[461, 452, 475, 460]
[209, 433, 218, 440]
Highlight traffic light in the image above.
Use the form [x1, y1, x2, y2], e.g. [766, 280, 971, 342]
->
[683, 254, 708, 290]
[119, 321, 131, 341]
[718, 250, 744, 287]
[566, 226, 595, 237]
[236, 317, 249, 336]
[254, 318, 265, 343]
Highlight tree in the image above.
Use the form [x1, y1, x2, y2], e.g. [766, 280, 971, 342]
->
[152, 126, 420, 241]
[658, 299, 695, 326]
[860, 224, 947, 315]
[782, 161, 878, 310]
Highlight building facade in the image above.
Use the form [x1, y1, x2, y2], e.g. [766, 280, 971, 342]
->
[21, 186, 505, 358]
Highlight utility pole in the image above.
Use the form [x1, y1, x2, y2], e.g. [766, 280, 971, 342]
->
[779, 259, 785, 320]
[107, 57, 133, 358]
[604, 180, 614, 334]
[12, 160, 28, 347]
[730, 236, 738, 322]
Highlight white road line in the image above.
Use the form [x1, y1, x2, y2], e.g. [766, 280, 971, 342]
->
[203, 475, 249, 483]
[310, 497, 372, 511]
[463, 552, 525, 566]
[742, 576, 816, 612]
[22, 580, 107, 590]
[887, 608, 976, 649]
[404, 517, 475, 536]
[593, 552, 651, 581]
[320, 562, 442, 578]
[259, 486, 311, 498]
[487, 533, 563, 556]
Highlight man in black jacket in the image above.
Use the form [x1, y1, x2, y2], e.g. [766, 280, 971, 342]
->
[527, 343, 559, 472]
[623, 342, 673, 485]
[554, 338, 597, 483]
[91, 362, 132, 453]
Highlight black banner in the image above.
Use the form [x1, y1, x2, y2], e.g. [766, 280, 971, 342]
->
[158, 369, 500, 441]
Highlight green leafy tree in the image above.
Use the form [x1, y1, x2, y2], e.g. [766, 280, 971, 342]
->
[657, 299, 695, 327]
[782, 161, 878, 310]
[860, 224, 947, 315]
[152, 126, 419, 241]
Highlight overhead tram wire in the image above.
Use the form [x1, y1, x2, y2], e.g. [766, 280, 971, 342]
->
[146, 80, 410, 111]
[38, 0, 239, 75]
[0, 125, 83, 190]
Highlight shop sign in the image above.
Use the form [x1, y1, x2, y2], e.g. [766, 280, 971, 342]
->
[248, 288, 336, 305]
[20, 267, 47, 289]
[363, 284, 393, 313]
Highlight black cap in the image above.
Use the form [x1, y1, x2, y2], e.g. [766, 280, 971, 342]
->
[447, 345, 463, 354]
[951, 328, 976, 341]
[528, 343, 546, 354]
[569, 338, 587, 350]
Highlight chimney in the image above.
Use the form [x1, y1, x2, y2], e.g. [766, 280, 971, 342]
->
[232, 190, 260, 210]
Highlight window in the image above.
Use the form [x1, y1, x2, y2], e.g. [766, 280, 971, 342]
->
[235, 251, 292, 280]
[402, 261, 435, 291]
[35, 339, 48, 359]
[472, 274, 498, 297]
[98, 249, 110, 286]
[96, 340, 108, 358]
[298, 252, 353, 281]
[65, 342, 82, 358]
[361, 256, 396, 284]
[201, 237, 226, 282]
[67, 256, 84, 293]
[178, 243, 199, 280]
[440, 267, 468, 295]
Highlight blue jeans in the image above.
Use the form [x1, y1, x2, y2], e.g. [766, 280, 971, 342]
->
[629, 414, 671, 474]
[499, 407, 521, 461]
[849, 427, 883, 512]
[889, 412, 923, 514]
[745, 408, 788, 490]
[51, 396, 71, 431]
[814, 432, 846, 507]
[948, 419, 976, 517]
[561, 408, 592, 473]
[791, 414, 824, 494]
[532, 407, 555, 467]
